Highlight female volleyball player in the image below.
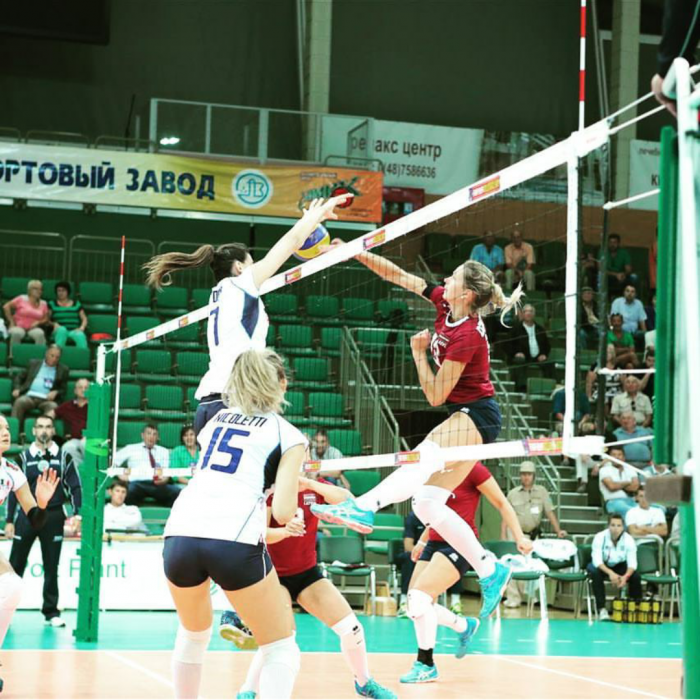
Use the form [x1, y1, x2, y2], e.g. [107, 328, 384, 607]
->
[142, 193, 352, 437]
[227, 471, 396, 699]
[162, 349, 307, 699]
[400, 461, 532, 684]
[0, 414, 60, 691]
[313, 246, 524, 618]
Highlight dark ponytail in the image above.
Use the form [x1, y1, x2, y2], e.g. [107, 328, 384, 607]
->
[143, 243, 250, 289]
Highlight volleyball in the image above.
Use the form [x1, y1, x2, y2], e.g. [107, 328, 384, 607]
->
[293, 224, 330, 261]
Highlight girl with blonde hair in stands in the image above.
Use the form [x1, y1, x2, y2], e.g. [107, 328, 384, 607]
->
[141, 194, 351, 439]
[162, 349, 307, 699]
[313, 251, 525, 620]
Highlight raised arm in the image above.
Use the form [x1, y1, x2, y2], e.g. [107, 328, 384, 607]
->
[298, 475, 352, 505]
[354, 249, 428, 297]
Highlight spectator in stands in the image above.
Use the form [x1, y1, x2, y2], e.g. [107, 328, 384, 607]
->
[3, 279, 49, 345]
[552, 387, 591, 435]
[589, 513, 642, 620]
[5, 415, 82, 627]
[0, 318, 7, 340]
[502, 461, 566, 608]
[113, 424, 180, 507]
[470, 231, 504, 282]
[599, 445, 640, 516]
[169, 424, 198, 485]
[310, 429, 350, 490]
[575, 451, 600, 495]
[581, 250, 599, 290]
[579, 287, 601, 349]
[640, 349, 655, 400]
[604, 234, 638, 298]
[11, 345, 68, 431]
[397, 508, 426, 617]
[586, 346, 623, 408]
[613, 412, 653, 466]
[508, 305, 550, 366]
[607, 314, 639, 368]
[610, 285, 647, 349]
[611, 376, 653, 428]
[504, 229, 535, 291]
[643, 461, 673, 480]
[51, 378, 89, 467]
[49, 281, 88, 349]
[625, 486, 668, 540]
[103, 479, 146, 532]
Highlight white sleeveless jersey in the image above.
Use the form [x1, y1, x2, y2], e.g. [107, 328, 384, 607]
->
[164, 406, 307, 545]
[195, 268, 270, 400]
[0, 457, 27, 505]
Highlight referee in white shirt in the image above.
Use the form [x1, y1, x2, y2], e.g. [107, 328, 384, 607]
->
[113, 424, 180, 507]
[587, 513, 642, 620]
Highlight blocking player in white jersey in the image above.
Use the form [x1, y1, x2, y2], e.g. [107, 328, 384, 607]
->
[0, 414, 59, 693]
[142, 194, 352, 438]
[162, 350, 307, 700]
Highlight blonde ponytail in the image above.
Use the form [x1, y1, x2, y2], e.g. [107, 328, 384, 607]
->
[223, 349, 288, 416]
[461, 260, 523, 326]
[490, 282, 524, 325]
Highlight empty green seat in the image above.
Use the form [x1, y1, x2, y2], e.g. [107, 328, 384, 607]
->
[0, 378, 12, 413]
[308, 392, 349, 427]
[342, 298, 374, 325]
[292, 358, 332, 390]
[10, 345, 45, 370]
[122, 284, 152, 314]
[116, 421, 146, 448]
[278, 325, 314, 356]
[5, 416, 21, 455]
[126, 316, 162, 345]
[158, 422, 182, 449]
[79, 282, 115, 313]
[135, 349, 175, 383]
[140, 506, 171, 536]
[117, 384, 144, 420]
[145, 385, 186, 421]
[285, 391, 310, 426]
[88, 314, 118, 340]
[1, 277, 30, 300]
[305, 295, 341, 324]
[105, 348, 134, 380]
[168, 323, 201, 350]
[156, 286, 189, 318]
[328, 429, 362, 456]
[265, 294, 300, 321]
[191, 288, 211, 309]
[356, 328, 389, 358]
[345, 470, 381, 497]
[266, 324, 277, 347]
[175, 351, 209, 385]
[185, 385, 199, 413]
[527, 377, 557, 399]
[365, 512, 404, 555]
[0, 344, 8, 376]
[61, 347, 92, 378]
[320, 327, 342, 358]
[377, 299, 409, 324]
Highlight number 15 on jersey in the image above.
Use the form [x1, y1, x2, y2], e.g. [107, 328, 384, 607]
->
[201, 427, 249, 474]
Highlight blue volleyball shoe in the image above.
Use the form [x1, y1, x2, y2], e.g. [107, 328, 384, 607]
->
[219, 610, 257, 650]
[399, 661, 438, 684]
[236, 693, 256, 699]
[355, 678, 397, 698]
[478, 561, 512, 619]
[455, 617, 480, 658]
[310, 498, 375, 534]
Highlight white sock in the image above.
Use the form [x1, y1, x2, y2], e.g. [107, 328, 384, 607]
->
[0, 572, 22, 647]
[412, 486, 495, 579]
[355, 440, 444, 512]
[407, 589, 437, 650]
[259, 634, 300, 699]
[240, 648, 264, 694]
[172, 661, 203, 699]
[435, 603, 467, 633]
[332, 614, 370, 686]
[172, 625, 212, 699]
[400, 594, 407, 605]
[450, 593, 461, 607]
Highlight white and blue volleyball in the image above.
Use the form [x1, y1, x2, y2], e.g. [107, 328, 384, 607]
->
[293, 224, 330, 261]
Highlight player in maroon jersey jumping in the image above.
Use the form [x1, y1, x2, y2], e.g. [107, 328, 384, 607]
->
[399, 461, 532, 683]
[221, 472, 396, 700]
[312, 245, 524, 619]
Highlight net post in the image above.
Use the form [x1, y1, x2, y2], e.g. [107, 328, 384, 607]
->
[73, 380, 111, 643]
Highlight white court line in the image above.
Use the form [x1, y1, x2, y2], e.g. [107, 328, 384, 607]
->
[498, 656, 670, 699]
[592, 640, 610, 644]
[106, 650, 174, 690]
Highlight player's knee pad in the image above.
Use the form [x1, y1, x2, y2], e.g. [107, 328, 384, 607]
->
[407, 589, 433, 621]
[411, 485, 452, 529]
[331, 613, 364, 647]
[173, 624, 212, 665]
[0, 572, 22, 610]
[260, 634, 301, 676]
[415, 439, 446, 477]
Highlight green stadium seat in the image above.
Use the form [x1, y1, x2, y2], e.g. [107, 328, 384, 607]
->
[168, 323, 201, 350]
[0, 378, 12, 413]
[579, 349, 598, 368]
[140, 506, 171, 536]
[117, 384, 144, 420]
[356, 328, 390, 359]
[1, 277, 30, 301]
[135, 349, 175, 383]
[0, 344, 8, 376]
[278, 325, 314, 356]
[116, 421, 145, 448]
[10, 344, 45, 370]
[377, 299, 409, 324]
[185, 386, 198, 414]
[527, 377, 557, 400]
[266, 324, 277, 347]
[284, 391, 310, 426]
[145, 385, 187, 421]
[79, 282, 115, 313]
[158, 422, 182, 449]
[345, 470, 381, 497]
[365, 512, 404, 555]
[292, 358, 333, 391]
[5, 416, 21, 455]
[305, 295, 341, 325]
[328, 429, 362, 456]
[175, 351, 208, 385]
[342, 298, 375, 326]
[191, 288, 211, 309]
[155, 286, 189, 318]
[105, 348, 134, 381]
[122, 285, 152, 315]
[307, 392, 350, 427]
[320, 327, 342, 358]
[88, 314, 118, 341]
[126, 316, 162, 345]
[549, 318, 567, 335]
[265, 294, 300, 322]
[60, 347, 92, 378]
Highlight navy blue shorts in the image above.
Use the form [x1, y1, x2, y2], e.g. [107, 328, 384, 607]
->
[163, 536, 272, 591]
[279, 565, 325, 602]
[419, 540, 471, 576]
[446, 397, 502, 444]
[194, 395, 225, 440]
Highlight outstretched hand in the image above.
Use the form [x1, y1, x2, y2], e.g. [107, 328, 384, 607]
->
[301, 194, 354, 228]
[35, 468, 60, 509]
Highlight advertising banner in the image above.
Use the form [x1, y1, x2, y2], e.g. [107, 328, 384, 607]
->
[0, 144, 383, 222]
[628, 139, 660, 211]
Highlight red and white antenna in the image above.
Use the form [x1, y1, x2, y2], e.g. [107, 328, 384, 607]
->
[579, 0, 587, 131]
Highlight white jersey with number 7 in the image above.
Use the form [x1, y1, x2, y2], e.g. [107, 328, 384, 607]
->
[195, 268, 270, 400]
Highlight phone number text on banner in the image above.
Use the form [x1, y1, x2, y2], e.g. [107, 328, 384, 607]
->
[0, 144, 383, 222]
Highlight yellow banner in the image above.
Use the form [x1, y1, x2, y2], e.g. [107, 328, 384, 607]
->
[0, 144, 383, 223]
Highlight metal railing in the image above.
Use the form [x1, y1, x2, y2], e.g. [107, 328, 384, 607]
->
[0, 230, 68, 280]
[67, 236, 155, 286]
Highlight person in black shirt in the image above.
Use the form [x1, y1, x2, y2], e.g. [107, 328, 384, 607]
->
[4, 415, 82, 627]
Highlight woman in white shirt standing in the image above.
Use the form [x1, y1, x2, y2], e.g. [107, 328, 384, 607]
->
[162, 350, 307, 699]
[142, 194, 351, 438]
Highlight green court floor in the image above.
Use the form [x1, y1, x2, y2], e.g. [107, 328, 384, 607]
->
[6, 611, 681, 659]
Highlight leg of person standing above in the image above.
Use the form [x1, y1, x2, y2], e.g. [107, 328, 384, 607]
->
[10, 396, 40, 430]
[8, 327, 26, 345]
[37, 508, 65, 625]
[27, 328, 46, 344]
